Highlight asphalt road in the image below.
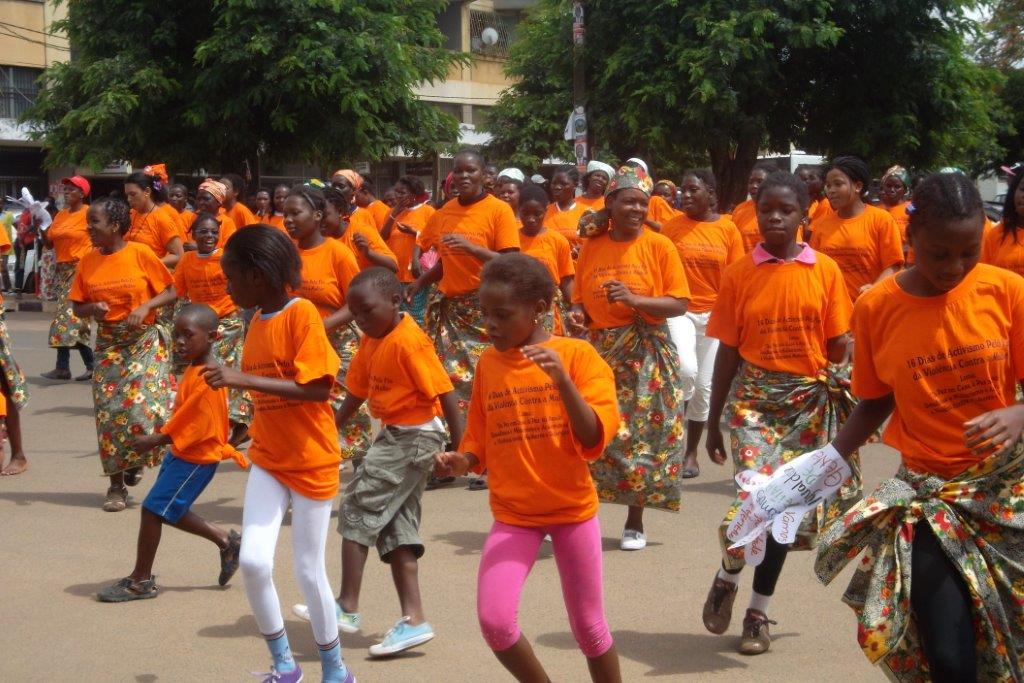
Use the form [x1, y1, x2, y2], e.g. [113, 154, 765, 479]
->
[0, 310, 891, 681]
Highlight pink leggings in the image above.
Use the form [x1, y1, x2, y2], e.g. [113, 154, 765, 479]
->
[477, 516, 613, 658]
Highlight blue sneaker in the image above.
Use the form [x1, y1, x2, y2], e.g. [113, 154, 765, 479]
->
[252, 663, 302, 682]
[368, 617, 435, 657]
[291, 602, 361, 634]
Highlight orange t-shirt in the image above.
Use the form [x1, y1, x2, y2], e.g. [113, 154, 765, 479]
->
[297, 239, 361, 317]
[885, 201, 911, 239]
[808, 198, 833, 227]
[227, 202, 257, 229]
[342, 210, 399, 272]
[243, 298, 342, 499]
[708, 249, 852, 377]
[160, 364, 245, 466]
[178, 209, 196, 231]
[210, 210, 239, 248]
[851, 264, 1024, 478]
[418, 194, 521, 296]
[808, 204, 905, 301]
[731, 199, 760, 253]
[127, 207, 181, 258]
[69, 242, 173, 324]
[981, 224, 1024, 277]
[386, 203, 435, 283]
[346, 314, 454, 425]
[519, 228, 575, 287]
[543, 202, 588, 248]
[661, 214, 745, 313]
[173, 249, 236, 317]
[647, 194, 681, 226]
[48, 206, 92, 263]
[460, 336, 620, 526]
[266, 214, 287, 232]
[365, 200, 392, 230]
[573, 228, 690, 329]
[576, 195, 605, 211]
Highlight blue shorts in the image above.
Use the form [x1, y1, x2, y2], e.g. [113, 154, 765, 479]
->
[142, 452, 218, 523]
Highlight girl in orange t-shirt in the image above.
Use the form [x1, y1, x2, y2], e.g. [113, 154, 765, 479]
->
[570, 165, 689, 550]
[380, 176, 437, 325]
[285, 184, 370, 460]
[42, 176, 95, 381]
[436, 253, 622, 682]
[124, 170, 184, 268]
[322, 186, 398, 273]
[167, 183, 196, 230]
[205, 226, 353, 683]
[266, 183, 288, 232]
[795, 163, 830, 239]
[703, 172, 858, 655]
[811, 156, 904, 301]
[879, 165, 913, 260]
[981, 170, 1024, 277]
[543, 165, 588, 252]
[730, 162, 776, 253]
[662, 169, 745, 480]
[70, 198, 177, 512]
[816, 173, 1024, 682]
[518, 184, 575, 335]
[174, 213, 252, 438]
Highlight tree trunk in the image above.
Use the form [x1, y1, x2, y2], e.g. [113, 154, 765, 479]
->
[708, 126, 762, 213]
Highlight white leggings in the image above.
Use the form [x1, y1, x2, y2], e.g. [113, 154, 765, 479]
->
[667, 311, 719, 422]
[239, 464, 339, 645]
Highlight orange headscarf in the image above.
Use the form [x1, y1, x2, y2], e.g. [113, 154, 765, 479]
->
[198, 178, 227, 204]
[332, 169, 363, 190]
[143, 163, 169, 185]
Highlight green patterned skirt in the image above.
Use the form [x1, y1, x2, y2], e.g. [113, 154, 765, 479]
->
[328, 322, 372, 460]
[215, 312, 252, 426]
[815, 445, 1024, 682]
[719, 363, 862, 571]
[425, 290, 488, 418]
[48, 261, 91, 348]
[587, 321, 685, 511]
[0, 314, 28, 409]
[92, 322, 175, 475]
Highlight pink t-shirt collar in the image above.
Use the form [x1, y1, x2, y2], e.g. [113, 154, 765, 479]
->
[751, 242, 816, 265]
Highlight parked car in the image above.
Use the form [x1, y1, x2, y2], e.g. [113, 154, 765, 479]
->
[984, 192, 1005, 223]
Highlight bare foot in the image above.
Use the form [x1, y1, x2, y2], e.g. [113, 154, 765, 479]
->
[1, 453, 28, 475]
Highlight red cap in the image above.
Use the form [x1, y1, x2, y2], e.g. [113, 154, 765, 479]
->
[60, 175, 91, 197]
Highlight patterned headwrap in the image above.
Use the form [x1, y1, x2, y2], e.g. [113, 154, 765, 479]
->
[655, 179, 677, 194]
[881, 165, 910, 189]
[332, 169, 363, 190]
[198, 178, 227, 204]
[606, 164, 654, 197]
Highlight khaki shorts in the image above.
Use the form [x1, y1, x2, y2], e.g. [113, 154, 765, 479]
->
[339, 426, 445, 562]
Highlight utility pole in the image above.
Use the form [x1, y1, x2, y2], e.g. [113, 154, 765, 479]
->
[571, 1, 588, 174]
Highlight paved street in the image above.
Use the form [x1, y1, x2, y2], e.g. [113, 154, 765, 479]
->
[1, 310, 890, 681]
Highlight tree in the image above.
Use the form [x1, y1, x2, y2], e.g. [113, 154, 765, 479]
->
[976, 0, 1024, 68]
[486, 0, 1006, 208]
[24, 0, 468, 177]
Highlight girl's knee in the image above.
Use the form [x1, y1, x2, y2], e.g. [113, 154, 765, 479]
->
[239, 548, 272, 583]
[478, 606, 520, 652]
[571, 617, 613, 659]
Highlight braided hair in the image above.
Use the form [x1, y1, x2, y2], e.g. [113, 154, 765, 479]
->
[909, 172, 983, 237]
[91, 197, 131, 235]
[481, 252, 555, 308]
[222, 225, 302, 291]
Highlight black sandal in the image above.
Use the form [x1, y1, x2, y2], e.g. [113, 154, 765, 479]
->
[97, 576, 158, 602]
[219, 530, 242, 586]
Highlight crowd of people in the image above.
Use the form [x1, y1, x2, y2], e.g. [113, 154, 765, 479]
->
[0, 150, 1023, 683]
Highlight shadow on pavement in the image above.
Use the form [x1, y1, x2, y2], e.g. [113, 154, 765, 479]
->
[680, 478, 737, 496]
[65, 579, 226, 600]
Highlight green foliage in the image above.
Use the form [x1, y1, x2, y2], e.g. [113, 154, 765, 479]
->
[24, 0, 468, 173]
[976, 0, 1024, 68]
[486, 0, 1007, 206]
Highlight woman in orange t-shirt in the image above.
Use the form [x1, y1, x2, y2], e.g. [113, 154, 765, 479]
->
[577, 160, 613, 212]
[42, 176, 95, 381]
[436, 254, 621, 682]
[730, 162, 776, 253]
[879, 165, 912, 259]
[322, 185, 398, 273]
[168, 183, 196, 231]
[191, 179, 238, 249]
[571, 165, 689, 550]
[286, 184, 369, 459]
[220, 173, 258, 229]
[703, 172, 858, 655]
[380, 175, 437, 325]
[495, 173, 523, 223]
[811, 156, 904, 301]
[174, 213, 251, 437]
[254, 188, 273, 222]
[796, 163, 830, 239]
[205, 226, 353, 683]
[70, 198, 177, 512]
[518, 184, 575, 335]
[816, 173, 1024, 682]
[543, 165, 588, 253]
[266, 183, 288, 232]
[662, 169, 745, 480]
[981, 170, 1024, 277]
[124, 170, 184, 268]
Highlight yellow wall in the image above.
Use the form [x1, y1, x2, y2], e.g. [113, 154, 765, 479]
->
[0, 1, 47, 68]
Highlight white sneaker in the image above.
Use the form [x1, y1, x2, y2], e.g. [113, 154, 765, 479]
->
[620, 529, 647, 551]
[291, 602, 362, 634]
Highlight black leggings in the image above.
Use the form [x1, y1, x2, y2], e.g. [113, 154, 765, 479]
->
[910, 521, 977, 682]
[723, 535, 790, 596]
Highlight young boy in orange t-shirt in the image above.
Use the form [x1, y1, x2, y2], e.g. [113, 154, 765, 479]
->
[436, 254, 622, 682]
[97, 304, 246, 603]
[293, 267, 463, 657]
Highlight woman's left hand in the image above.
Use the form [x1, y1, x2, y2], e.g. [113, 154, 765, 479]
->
[522, 345, 568, 385]
[603, 280, 637, 308]
[125, 304, 150, 327]
[964, 405, 1024, 457]
[441, 234, 474, 255]
[352, 232, 370, 255]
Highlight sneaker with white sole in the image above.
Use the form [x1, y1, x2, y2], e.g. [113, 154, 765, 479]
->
[620, 529, 647, 550]
[291, 602, 362, 634]
[368, 617, 435, 657]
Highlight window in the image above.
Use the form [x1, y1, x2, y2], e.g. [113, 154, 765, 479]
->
[0, 66, 44, 118]
[469, 10, 521, 59]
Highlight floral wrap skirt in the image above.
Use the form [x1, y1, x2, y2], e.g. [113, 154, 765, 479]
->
[48, 261, 91, 348]
[328, 322, 372, 460]
[425, 290, 488, 418]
